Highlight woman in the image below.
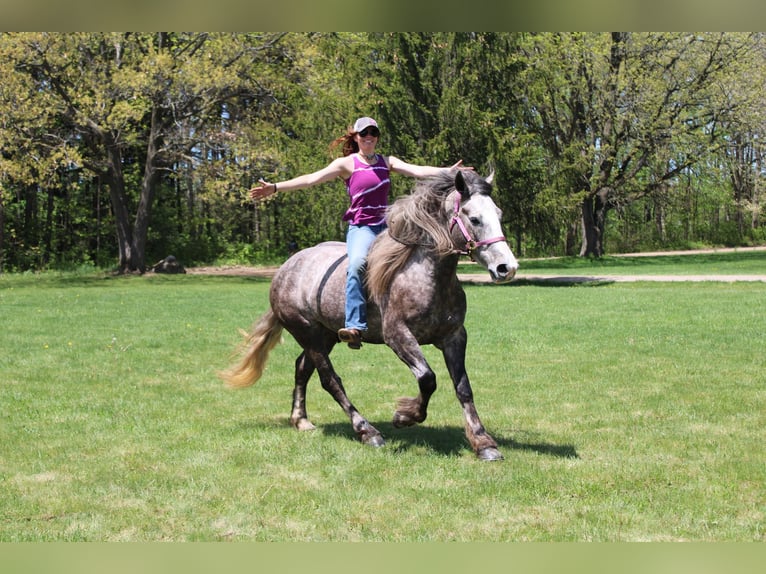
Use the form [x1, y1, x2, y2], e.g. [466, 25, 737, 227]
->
[249, 116, 468, 349]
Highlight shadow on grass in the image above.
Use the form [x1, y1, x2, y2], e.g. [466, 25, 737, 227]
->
[320, 421, 579, 459]
[464, 277, 615, 287]
[509, 277, 614, 287]
[234, 416, 578, 459]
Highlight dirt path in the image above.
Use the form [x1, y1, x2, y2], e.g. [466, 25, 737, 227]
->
[185, 265, 280, 278]
[613, 245, 766, 258]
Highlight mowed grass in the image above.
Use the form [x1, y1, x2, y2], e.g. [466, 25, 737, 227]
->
[1, 265, 764, 541]
[462, 247, 766, 277]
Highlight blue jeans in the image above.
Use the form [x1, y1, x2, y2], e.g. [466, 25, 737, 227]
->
[345, 224, 386, 331]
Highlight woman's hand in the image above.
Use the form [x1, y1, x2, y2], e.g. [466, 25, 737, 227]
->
[249, 179, 277, 200]
[450, 160, 474, 172]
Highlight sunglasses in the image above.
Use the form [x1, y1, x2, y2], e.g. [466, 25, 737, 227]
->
[358, 127, 380, 138]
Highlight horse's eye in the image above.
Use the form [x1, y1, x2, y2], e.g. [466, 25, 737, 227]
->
[469, 217, 481, 226]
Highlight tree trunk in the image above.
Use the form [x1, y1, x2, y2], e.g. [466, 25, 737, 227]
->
[753, 152, 762, 229]
[24, 184, 38, 253]
[101, 137, 137, 274]
[580, 189, 609, 257]
[0, 192, 5, 271]
[654, 192, 666, 243]
[44, 184, 55, 265]
[132, 108, 163, 273]
[100, 111, 163, 274]
[565, 221, 579, 256]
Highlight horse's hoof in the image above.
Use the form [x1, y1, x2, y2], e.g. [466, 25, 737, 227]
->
[293, 419, 316, 431]
[392, 412, 415, 428]
[363, 434, 386, 448]
[477, 447, 503, 461]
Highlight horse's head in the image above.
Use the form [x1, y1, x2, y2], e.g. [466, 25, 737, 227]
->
[449, 170, 518, 283]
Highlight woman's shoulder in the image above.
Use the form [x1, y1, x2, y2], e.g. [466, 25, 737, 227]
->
[327, 154, 355, 174]
[379, 154, 397, 169]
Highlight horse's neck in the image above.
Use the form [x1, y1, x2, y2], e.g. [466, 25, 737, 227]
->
[418, 248, 461, 287]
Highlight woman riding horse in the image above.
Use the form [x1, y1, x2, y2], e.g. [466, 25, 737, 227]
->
[223, 167, 518, 460]
[248, 116, 470, 349]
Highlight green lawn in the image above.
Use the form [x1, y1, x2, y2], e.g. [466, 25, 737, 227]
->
[1, 265, 764, 541]
[461, 248, 766, 276]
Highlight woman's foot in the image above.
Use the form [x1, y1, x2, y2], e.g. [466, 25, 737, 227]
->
[338, 328, 362, 349]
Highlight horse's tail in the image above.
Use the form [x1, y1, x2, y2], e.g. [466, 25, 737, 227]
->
[219, 309, 283, 389]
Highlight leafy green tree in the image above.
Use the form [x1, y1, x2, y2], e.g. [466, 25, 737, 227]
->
[516, 32, 760, 256]
[0, 32, 291, 272]
[713, 33, 766, 239]
[2, 32, 765, 271]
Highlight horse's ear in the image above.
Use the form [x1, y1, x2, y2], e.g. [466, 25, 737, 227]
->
[486, 170, 495, 185]
[455, 171, 470, 201]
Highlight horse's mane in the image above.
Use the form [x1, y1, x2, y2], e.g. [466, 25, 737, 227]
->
[366, 170, 476, 302]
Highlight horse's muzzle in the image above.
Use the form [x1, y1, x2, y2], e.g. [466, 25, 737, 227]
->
[490, 263, 517, 283]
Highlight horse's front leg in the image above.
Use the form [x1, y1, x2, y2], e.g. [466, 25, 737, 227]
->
[442, 327, 503, 461]
[384, 328, 437, 428]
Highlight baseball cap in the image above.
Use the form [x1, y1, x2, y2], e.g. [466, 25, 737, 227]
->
[353, 117, 378, 133]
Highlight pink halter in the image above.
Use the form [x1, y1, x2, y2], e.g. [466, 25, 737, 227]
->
[449, 194, 507, 259]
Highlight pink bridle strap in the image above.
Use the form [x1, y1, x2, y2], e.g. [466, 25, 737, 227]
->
[449, 195, 506, 258]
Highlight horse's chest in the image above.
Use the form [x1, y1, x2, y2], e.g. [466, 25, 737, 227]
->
[386, 278, 465, 325]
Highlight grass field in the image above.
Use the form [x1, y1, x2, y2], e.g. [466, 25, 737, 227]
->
[462, 247, 766, 277]
[1, 254, 764, 541]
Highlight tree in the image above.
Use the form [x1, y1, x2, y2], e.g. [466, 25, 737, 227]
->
[713, 33, 766, 238]
[516, 32, 759, 256]
[2, 33, 764, 271]
[0, 32, 289, 272]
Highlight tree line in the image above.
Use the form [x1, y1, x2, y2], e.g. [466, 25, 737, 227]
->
[1, 32, 764, 273]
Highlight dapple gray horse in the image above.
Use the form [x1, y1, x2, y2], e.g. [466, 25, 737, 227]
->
[221, 170, 518, 460]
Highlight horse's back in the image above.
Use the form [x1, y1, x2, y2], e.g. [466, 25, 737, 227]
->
[277, 241, 347, 277]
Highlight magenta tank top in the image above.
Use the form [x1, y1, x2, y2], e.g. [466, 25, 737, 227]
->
[342, 154, 391, 226]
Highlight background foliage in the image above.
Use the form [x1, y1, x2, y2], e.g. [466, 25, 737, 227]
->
[1, 32, 764, 272]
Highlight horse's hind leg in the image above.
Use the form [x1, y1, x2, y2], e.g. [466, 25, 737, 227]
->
[291, 331, 384, 447]
[442, 328, 503, 461]
[312, 350, 384, 447]
[290, 351, 316, 431]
